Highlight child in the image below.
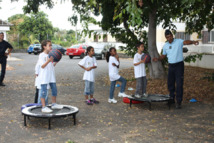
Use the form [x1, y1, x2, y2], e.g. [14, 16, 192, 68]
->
[37, 40, 63, 113]
[133, 42, 148, 98]
[106, 47, 128, 103]
[78, 46, 99, 105]
[34, 61, 40, 103]
[34, 60, 48, 104]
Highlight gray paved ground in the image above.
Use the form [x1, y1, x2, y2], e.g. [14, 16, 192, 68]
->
[0, 53, 213, 143]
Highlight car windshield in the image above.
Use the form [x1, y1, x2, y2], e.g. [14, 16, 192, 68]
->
[94, 48, 103, 53]
[70, 45, 80, 48]
[34, 44, 41, 48]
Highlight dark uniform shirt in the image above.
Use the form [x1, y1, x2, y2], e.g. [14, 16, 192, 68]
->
[0, 40, 13, 57]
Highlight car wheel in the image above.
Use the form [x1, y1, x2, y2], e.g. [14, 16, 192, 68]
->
[69, 55, 73, 59]
[80, 53, 84, 59]
[28, 52, 31, 54]
[34, 53, 37, 55]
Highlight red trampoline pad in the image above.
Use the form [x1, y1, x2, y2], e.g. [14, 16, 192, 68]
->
[123, 97, 144, 104]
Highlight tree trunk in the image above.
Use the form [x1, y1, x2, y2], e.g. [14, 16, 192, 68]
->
[148, 8, 166, 79]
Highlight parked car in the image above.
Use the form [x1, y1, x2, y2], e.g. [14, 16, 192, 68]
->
[33, 44, 65, 55]
[52, 44, 66, 55]
[33, 44, 42, 55]
[27, 44, 34, 54]
[66, 44, 87, 59]
[88, 43, 112, 60]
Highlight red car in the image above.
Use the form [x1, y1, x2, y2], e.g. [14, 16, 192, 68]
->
[66, 44, 87, 59]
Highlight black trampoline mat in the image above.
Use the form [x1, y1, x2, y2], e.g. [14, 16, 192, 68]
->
[129, 94, 170, 102]
[30, 106, 75, 114]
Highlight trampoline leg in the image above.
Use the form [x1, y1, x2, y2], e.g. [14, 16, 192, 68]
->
[168, 101, 171, 110]
[148, 102, 152, 111]
[48, 118, 51, 130]
[130, 99, 132, 108]
[24, 115, 27, 126]
[73, 114, 76, 125]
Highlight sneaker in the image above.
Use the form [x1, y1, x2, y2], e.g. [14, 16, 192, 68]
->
[118, 92, 128, 97]
[0, 82, 5, 86]
[41, 107, 53, 113]
[86, 100, 93, 105]
[51, 103, 63, 109]
[142, 93, 148, 97]
[108, 98, 117, 103]
[134, 94, 141, 98]
[90, 98, 99, 104]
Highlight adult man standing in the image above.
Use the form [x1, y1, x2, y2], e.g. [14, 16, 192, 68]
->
[0, 32, 13, 86]
[153, 29, 199, 109]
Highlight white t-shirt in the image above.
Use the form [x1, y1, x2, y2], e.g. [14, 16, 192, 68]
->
[108, 56, 120, 81]
[34, 59, 50, 89]
[34, 59, 40, 87]
[37, 52, 56, 88]
[78, 56, 97, 82]
[133, 53, 146, 78]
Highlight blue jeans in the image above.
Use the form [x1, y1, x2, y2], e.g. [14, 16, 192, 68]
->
[84, 80, 94, 95]
[38, 83, 57, 105]
[38, 89, 49, 105]
[109, 76, 126, 99]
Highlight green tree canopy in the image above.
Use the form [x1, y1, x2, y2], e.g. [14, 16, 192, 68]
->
[22, 0, 214, 78]
[19, 11, 54, 42]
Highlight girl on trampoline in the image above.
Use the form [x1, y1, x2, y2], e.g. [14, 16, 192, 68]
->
[106, 47, 128, 104]
[37, 40, 63, 113]
[78, 46, 99, 105]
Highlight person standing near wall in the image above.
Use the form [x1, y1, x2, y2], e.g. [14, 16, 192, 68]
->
[0, 32, 13, 86]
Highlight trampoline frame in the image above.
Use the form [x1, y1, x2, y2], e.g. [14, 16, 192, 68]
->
[22, 105, 79, 129]
[128, 94, 170, 110]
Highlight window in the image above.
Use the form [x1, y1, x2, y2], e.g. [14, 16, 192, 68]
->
[175, 32, 190, 40]
[202, 31, 210, 44]
[103, 34, 107, 42]
[94, 35, 98, 42]
[210, 31, 214, 42]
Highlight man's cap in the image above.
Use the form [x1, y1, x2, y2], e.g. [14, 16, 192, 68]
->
[165, 29, 172, 36]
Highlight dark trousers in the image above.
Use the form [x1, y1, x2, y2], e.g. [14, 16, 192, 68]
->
[168, 61, 184, 104]
[34, 88, 39, 103]
[0, 57, 7, 83]
[135, 76, 147, 95]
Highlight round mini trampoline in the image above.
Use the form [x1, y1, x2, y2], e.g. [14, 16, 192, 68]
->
[22, 105, 79, 129]
[127, 94, 170, 110]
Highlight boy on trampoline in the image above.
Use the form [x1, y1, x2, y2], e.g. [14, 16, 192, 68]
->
[37, 40, 63, 113]
[133, 42, 148, 98]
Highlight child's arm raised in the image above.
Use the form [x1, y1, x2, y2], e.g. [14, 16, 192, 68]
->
[112, 55, 120, 68]
[134, 60, 145, 66]
[41, 56, 54, 69]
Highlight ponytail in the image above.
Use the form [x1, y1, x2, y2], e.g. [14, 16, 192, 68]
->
[106, 47, 116, 63]
[106, 52, 111, 63]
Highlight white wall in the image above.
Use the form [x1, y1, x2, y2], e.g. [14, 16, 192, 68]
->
[0, 26, 10, 40]
[184, 54, 214, 69]
[185, 45, 214, 54]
